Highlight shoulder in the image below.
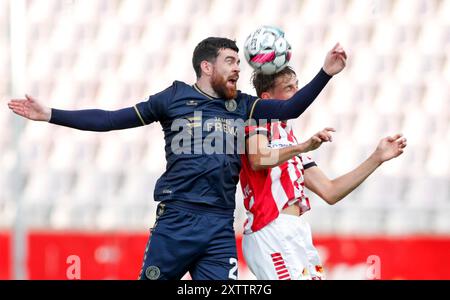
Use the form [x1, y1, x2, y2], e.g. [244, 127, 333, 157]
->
[149, 81, 194, 101]
[237, 91, 257, 102]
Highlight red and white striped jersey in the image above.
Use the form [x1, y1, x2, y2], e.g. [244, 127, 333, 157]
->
[240, 121, 317, 234]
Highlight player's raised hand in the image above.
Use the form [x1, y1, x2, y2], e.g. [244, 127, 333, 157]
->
[373, 134, 407, 163]
[7, 94, 51, 122]
[323, 43, 347, 76]
[299, 127, 336, 152]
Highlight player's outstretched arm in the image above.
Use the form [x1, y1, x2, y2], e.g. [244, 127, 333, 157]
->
[247, 128, 335, 171]
[8, 94, 52, 121]
[8, 95, 145, 132]
[304, 134, 407, 205]
[251, 43, 347, 121]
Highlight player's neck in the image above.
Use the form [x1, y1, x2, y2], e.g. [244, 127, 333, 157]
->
[196, 78, 219, 98]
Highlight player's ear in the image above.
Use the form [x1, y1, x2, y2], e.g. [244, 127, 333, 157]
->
[200, 60, 213, 77]
[261, 92, 272, 99]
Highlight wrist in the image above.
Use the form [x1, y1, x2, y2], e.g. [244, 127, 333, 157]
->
[369, 151, 383, 166]
[321, 67, 333, 77]
[295, 142, 308, 154]
[44, 107, 52, 122]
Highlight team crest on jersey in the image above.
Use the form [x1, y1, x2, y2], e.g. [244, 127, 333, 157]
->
[225, 99, 237, 112]
[145, 266, 161, 280]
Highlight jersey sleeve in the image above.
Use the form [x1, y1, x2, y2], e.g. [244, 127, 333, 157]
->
[245, 123, 270, 140]
[299, 153, 317, 169]
[243, 93, 260, 120]
[134, 84, 175, 125]
[250, 68, 331, 121]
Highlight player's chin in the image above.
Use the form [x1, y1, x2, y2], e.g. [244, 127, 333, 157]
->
[225, 84, 238, 99]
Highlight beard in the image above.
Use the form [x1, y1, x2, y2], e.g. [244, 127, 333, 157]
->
[211, 70, 238, 100]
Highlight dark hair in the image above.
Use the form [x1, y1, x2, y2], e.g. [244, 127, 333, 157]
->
[251, 66, 296, 97]
[192, 37, 239, 79]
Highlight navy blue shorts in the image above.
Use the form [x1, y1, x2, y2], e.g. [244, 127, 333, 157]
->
[139, 201, 238, 280]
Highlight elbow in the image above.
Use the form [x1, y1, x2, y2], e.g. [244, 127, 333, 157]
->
[321, 192, 340, 206]
[249, 157, 269, 171]
[250, 161, 264, 171]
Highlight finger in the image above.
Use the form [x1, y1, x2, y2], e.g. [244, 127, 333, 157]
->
[387, 134, 402, 142]
[11, 107, 25, 116]
[332, 42, 340, 51]
[321, 129, 333, 137]
[25, 94, 34, 102]
[397, 138, 407, 145]
[317, 132, 330, 142]
[9, 99, 26, 104]
[8, 103, 23, 111]
[8, 103, 22, 110]
[338, 53, 347, 62]
[338, 55, 347, 66]
[392, 133, 403, 141]
[325, 127, 336, 132]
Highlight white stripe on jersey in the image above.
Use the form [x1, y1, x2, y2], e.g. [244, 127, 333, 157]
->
[289, 156, 303, 199]
[270, 166, 289, 212]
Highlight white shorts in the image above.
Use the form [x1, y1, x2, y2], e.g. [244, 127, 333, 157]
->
[242, 214, 325, 280]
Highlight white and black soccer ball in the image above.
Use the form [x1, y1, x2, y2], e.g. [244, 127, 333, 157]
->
[244, 26, 292, 75]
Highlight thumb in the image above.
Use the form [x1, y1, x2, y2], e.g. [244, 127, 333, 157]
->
[25, 94, 35, 102]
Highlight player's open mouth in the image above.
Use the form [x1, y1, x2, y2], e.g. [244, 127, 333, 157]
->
[227, 77, 238, 85]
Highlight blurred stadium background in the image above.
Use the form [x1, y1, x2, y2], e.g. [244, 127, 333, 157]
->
[0, 0, 449, 280]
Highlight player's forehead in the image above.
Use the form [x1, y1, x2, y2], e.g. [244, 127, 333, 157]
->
[217, 48, 239, 61]
[274, 73, 298, 88]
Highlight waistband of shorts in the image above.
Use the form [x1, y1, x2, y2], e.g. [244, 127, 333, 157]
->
[161, 200, 234, 217]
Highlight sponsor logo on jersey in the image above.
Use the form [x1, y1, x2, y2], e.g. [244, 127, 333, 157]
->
[186, 100, 198, 106]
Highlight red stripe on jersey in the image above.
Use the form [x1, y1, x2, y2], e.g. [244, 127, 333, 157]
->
[272, 257, 284, 262]
[275, 265, 287, 271]
[273, 261, 286, 267]
[279, 164, 296, 201]
[279, 273, 291, 280]
[271, 123, 280, 140]
[287, 128, 294, 143]
[277, 268, 289, 274]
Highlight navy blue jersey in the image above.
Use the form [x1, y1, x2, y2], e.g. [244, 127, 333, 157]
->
[49, 69, 331, 209]
[134, 81, 258, 209]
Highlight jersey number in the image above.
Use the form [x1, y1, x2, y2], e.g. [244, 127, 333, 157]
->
[228, 258, 238, 280]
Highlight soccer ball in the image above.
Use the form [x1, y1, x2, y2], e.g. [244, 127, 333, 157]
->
[244, 26, 292, 75]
